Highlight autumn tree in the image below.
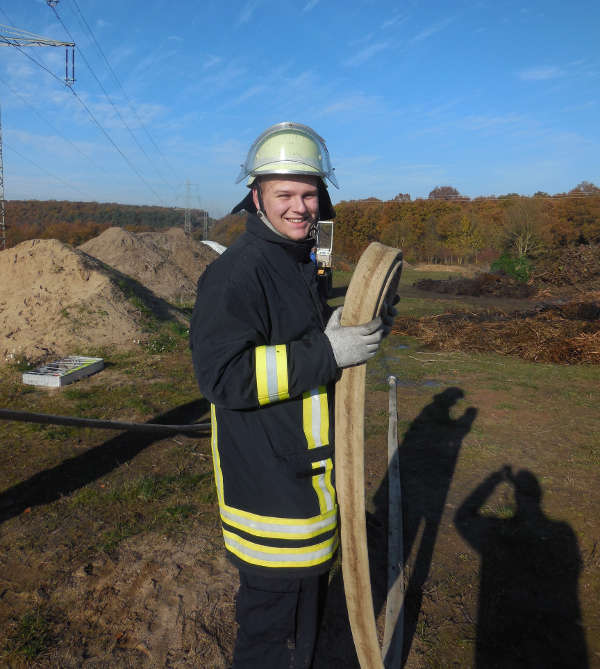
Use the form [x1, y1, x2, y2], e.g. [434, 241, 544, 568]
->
[569, 181, 600, 196]
[428, 185, 461, 201]
[501, 197, 551, 258]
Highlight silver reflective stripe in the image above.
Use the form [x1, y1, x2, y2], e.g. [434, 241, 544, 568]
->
[313, 460, 334, 512]
[266, 345, 280, 403]
[224, 533, 337, 565]
[220, 505, 336, 536]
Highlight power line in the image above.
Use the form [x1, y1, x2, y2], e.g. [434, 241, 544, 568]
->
[0, 72, 113, 178]
[337, 192, 600, 206]
[48, 3, 173, 201]
[68, 0, 179, 184]
[4, 139, 95, 199]
[9, 41, 164, 204]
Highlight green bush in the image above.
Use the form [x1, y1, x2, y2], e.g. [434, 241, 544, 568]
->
[491, 253, 532, 282]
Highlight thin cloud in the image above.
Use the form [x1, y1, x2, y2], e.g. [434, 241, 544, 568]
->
[96, 18, 110, 29]
[348, 32, 375, 47]
[225, 84, 268, 109]
[203, 55, 222, 70]
[237, 1, 260, 26]
[344, 41, 390, 67]
[320, 94, 380, 116]
[462, 113, 524, 130]
[560, 100, 596, 113]
[409, 17, 453, 44]
[183, 60, 247, 98]
[382, 13, 406, 29]
[303, 0, 320, 12]
[519, 66, 564, 81]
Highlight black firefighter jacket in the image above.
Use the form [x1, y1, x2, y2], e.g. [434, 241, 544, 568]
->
[190, 214, 340, 578]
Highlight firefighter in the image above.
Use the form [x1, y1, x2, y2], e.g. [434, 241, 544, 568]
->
[190, 122, 389, 668]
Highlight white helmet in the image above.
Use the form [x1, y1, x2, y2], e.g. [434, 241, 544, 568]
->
[236, 122, 339, 189]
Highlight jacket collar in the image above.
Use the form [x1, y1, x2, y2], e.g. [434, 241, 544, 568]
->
[246, 213, 314, 262]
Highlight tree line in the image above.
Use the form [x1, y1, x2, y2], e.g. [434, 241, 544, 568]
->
[333, 182, 600, 264]
[3, 183, 599, 268]
[2, 200, 210, 248]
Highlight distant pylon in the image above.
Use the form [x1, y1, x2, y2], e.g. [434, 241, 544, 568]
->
[184, 179, 191, 236]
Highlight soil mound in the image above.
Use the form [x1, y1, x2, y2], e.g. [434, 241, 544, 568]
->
[415, 273, 535, 298]
[393, 301, 600, 364]
[0, 239, 180, 363]
[79, 227, 219, 305]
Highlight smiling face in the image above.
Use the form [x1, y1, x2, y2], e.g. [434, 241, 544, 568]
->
[252, 175, 320, 241]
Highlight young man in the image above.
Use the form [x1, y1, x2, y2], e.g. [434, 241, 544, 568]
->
[190, 122, 386, 668]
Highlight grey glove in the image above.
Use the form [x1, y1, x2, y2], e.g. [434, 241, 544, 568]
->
[325, 307, 384, 368]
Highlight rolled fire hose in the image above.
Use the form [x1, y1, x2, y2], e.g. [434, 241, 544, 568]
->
[335, 242, 403, 669]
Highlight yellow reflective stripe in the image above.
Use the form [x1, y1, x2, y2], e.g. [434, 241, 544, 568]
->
[303, 391, 315, 449]
[324, 460, 336, 510]
[311, 459, 336, 514]
[255, 346, 268, 405]
[220, 506, 337, 539]
[303, 386, 333, 512]
[222, 499, 336, 527]
[212, 406, 337, 537]
[312, 461, 327, 512]
[302, 386, 329, 449]
[275, 346, 289, 400]
[210, 404, 224, 504]
[255, 345, 289, 405]
[318, 388, 328, 445]
[223, 528, 339, 568]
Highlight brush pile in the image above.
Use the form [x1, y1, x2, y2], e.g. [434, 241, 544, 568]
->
[393, 301, 600, 364]
[533, 244, 600, 287]
[414, 272, 535, 298]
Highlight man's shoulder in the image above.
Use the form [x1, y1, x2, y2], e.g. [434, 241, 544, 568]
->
[216, 231, 268, 266]
[202, 231, 271, 284]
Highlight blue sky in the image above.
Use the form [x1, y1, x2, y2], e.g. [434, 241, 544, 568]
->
[0, 0, 598, 216]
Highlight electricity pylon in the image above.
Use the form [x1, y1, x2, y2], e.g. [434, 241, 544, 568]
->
[0, 21, 75, 249]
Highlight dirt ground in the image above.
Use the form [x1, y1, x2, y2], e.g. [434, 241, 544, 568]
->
[2, 346, 597, 667]
[1, 250, 599, 667]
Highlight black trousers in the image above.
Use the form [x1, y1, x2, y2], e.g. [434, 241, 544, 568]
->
[232, 570, 329, 669]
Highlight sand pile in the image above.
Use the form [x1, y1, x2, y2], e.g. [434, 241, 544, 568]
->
[0, 239, 180, 363]
[79, 227, 219, 305]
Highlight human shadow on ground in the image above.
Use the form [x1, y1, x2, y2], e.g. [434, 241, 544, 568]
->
[0, 398, 210, 524]
[316, 386, 476, 667]
[454, 467, 588, 669]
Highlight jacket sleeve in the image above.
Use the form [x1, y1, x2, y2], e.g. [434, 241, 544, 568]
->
[190, 263, 338, 411]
